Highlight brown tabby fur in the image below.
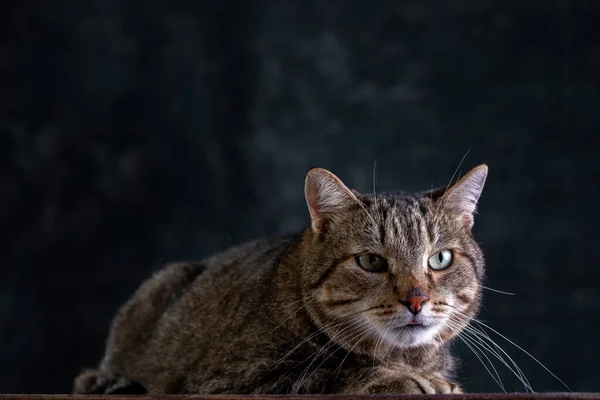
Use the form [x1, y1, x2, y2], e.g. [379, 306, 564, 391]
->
[74, 165, 488, 395]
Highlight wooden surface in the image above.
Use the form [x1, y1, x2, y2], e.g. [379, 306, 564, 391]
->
[0, 394, 597, 400]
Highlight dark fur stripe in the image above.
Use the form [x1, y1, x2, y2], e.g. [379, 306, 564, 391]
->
[166, 262, 206, 309]
[459, 251, 482, 281]
[379, 206, 388, 244]
[325, 298, 361, 307]
[311, 257, 346, 289]
[412, 379, 428, 394]
[456, 293, 471, 304]
[419, 201, 429, 218]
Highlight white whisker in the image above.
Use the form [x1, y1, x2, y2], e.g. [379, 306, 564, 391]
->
[334, 326, 378, 376]
[384, 334, 397, 369]
[270, 319, 347, 372]
[445, 321, 505, 392]
[269, 296, 319, 334]
[481, 285, 516, 296]
[447, 318, 531, 392]
[469, 317, 570, 392]
[447, 314, 533, 392]
[435, 148, 471, 214]
[294, 319, 371, 393]
[447, 306, 570, 392]
[353, 197, 378, 234]
[270, 307, 378, 373]
[372, 160, 385, 237]
[373, 321, 392, 367]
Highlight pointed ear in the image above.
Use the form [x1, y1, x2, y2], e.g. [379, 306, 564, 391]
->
[305, 168, 358, 234]
[437, 164, 488, 230]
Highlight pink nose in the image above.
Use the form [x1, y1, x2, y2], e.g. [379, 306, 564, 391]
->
[400, 288, 429, 315]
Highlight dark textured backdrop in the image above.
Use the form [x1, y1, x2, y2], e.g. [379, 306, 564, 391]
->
[2, 0, 599, 394]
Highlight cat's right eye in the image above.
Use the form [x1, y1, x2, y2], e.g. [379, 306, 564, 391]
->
[428, 250, 453, 271]
[355, 252, 388, 272]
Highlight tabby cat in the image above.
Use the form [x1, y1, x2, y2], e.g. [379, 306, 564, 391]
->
[74, 164, 488, 395]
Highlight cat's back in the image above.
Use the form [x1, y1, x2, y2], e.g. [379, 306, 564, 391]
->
[203, 232, 298, 273]
[102, 233, 300, 389]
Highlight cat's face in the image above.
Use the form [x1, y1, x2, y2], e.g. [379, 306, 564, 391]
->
[302, 166, 487, 355]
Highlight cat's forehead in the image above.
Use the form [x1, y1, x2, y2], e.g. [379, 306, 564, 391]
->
[350, 192, 436, 261]
[361, 192, 434, 222]
[369, 192, 430, 212]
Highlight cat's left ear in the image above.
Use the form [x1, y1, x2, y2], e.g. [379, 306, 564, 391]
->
[305, 168, 358, 234]
[437, 164, 488, 230]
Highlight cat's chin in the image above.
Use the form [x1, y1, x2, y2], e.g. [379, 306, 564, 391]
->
[386, 323, 440, 348]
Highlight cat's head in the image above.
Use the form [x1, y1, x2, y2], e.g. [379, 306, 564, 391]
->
[301, 165, 487, 355]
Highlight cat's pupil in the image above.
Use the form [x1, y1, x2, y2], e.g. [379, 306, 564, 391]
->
[438, 253, 444, 262]
[356, 252, 387, 272]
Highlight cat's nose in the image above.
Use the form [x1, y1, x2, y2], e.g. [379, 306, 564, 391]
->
[399, 287, 429, 315]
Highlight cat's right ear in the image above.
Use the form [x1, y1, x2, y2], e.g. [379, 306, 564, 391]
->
[305, 168, 358, 234]
[435, 164, 488, 230]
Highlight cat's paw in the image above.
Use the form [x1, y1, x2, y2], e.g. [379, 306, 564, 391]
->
[363, 372, 462, 394]
[73, 369, 146, 394]
[428, 374, 463, 394]
[73, 369, 105, 394]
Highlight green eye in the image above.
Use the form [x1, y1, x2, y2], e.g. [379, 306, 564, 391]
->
[428, 250, 453, 271]
[355, 252, 388, 272]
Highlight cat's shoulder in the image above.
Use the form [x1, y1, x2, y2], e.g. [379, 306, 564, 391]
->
[158, 231, 302, 275]
[204, 231, 302, 265]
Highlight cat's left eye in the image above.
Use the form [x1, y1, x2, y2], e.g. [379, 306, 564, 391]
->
[355, 252, 388, 272]
[428, 250, 453, 271]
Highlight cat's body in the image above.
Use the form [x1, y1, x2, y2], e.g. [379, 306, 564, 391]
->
[75, 165, 488, 395]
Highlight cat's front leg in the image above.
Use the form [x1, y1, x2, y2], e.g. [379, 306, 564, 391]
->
[343, 367, 462, 395]
[363, 372, 462, 394]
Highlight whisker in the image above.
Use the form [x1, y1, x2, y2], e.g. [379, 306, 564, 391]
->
[353, 197, 379, 234]
[467, 328, 531, 392]
[448, 314, 533, 392]
[295, 317, 370, 378]
[447, 306, 570, 392]
[481, 285, 516, 296]
[461, 335, 506, 391]
[301, 323, 375, 389]
[270, 296, 319, 333]
[447, 149, 471, 191]
[384, 334, 397, 369]
[372, 160, 385, 237]
[270, 306, 379, 373]
[445, 321, 505, 392]
[438, 333, 446, 371]
[270, 319, 346, 372]
[469, 317, 571, 392]
[332, 161, 378, 235]
[334, 326, 378, 376]
[294, 320, 371, 392]
[448, 318, 530, 392]
[373, 321, 392, 367]
[430, 181, 434, 201]
[373, 160, 378, 208]
[435, 149, 471, 214]
[292, 323, 363, 393]
[287, 296, 316, 306]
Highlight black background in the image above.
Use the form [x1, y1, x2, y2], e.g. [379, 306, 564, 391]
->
[2, 0, 599, 394]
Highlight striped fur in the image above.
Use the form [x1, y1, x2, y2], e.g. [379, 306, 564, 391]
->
[74, 165, 488, 395]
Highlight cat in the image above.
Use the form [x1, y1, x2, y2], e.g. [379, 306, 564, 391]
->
[73, 164, 488, 395]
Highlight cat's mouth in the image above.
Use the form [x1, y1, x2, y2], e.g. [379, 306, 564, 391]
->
[394, 321, 426, 330]
[391, 317, 432, 330]
[385, 316, 441, 347]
